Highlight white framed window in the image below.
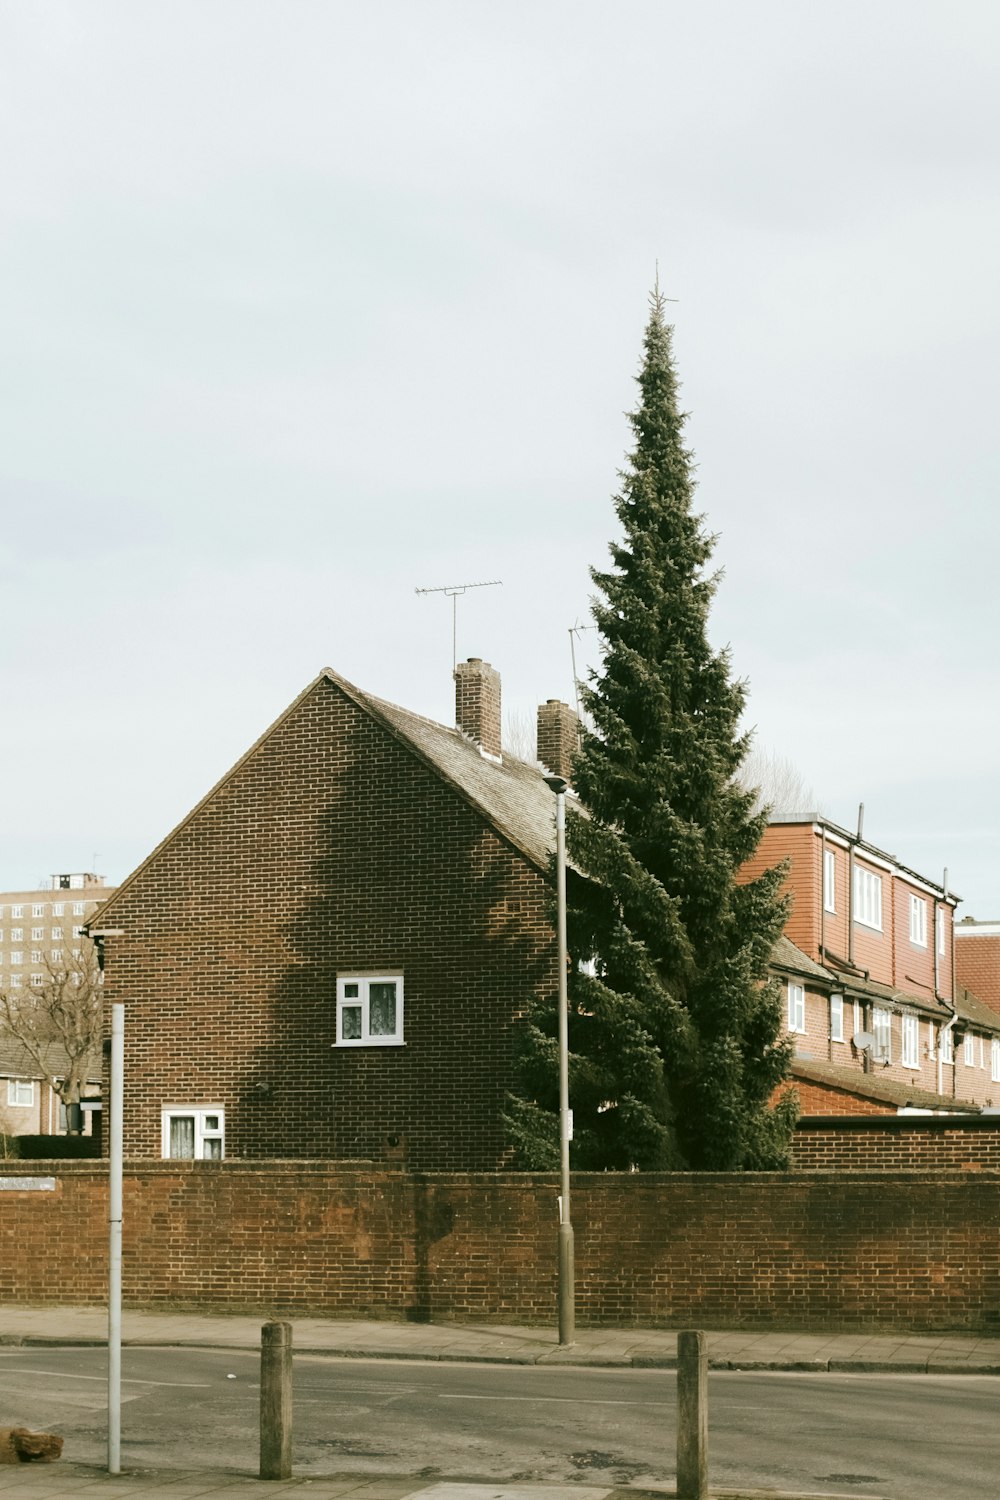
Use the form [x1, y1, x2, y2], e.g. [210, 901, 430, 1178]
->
[161, 1107, 224, 1160]
[7, 1079, 34, 1108]
[71, 926, 84, 939]
[853, 1000, 863, 1038]
[30, 950, 42, 964]
[9, 974, 21, 989]
[927, 1021, 936, 1060]
[30, 927, 43, 942]
[965, 1031, 976, 1066]
[50, 927, 62, 940]
[992, 1039, 1000, 1084]
[909, 895, 927, 948]
[902, 1013, 920, 1068]
[937, 907, 946, 956]
[981, 1037, 987, 1070]
[52, 903, 64, 917]
[830, 993, 844, 1042]
[854, 866, 883, 930]
[823, 849, 836, 913]
[941, 1025, 954, 1064]
[10, 928, 22, 943]
[787, 982, 806, 1034]
[336, 975, 404, 1045]
[872, 1006, 892, 1061]
[30, 973, 43, 988]
[50, 948, 62, 962]
[31, 904, 44, 918]
[10, 906, 22, 919]
[72, 902, 85, 917]
[0, 931, 4, 942]
[9, 952, 22, 967]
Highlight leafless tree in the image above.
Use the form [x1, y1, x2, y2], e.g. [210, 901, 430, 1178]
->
[0, 944, 102, 1131]
[503, 708, 538, 765]
[739, 741, 818, 819]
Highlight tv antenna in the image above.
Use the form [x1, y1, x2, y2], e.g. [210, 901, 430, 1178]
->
[568, 620, 598, 720]
[415, 579, 502, 673]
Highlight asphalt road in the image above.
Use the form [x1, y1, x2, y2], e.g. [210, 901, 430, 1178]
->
[0, 1346, 995, 1498]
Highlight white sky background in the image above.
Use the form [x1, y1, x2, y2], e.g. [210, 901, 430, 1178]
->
[2, 1, 999, 912]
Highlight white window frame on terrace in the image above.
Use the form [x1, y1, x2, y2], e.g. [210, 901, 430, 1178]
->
[853, 1000, 863, 1037]
[872, 1006, 892, 1061]
[829, 993, 844, 1042]
[7, 1079, 34, 1108]
[909, 895, 927, 948]
[965, 1031, 976, 1066]
[927, 1021, 936, 1060]
[981, 1037, 987, 1070]
[992, 1039, 1000, 1084]
[853, 866, 883, 931]
[941, 1025, 954, 1064]
[823, 849, 836, 913]
[161, 1107, 224, 1160]
[937, 907, 947, 956]
[901, 1013, 920, 1069]
[335, 975, 404, 1046]
[787, 982, 806, 1035]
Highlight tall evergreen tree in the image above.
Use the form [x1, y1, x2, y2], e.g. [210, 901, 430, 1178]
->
[506, 289, 796, 1171]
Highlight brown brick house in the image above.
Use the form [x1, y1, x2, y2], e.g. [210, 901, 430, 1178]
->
[89, 660, 578, 1169]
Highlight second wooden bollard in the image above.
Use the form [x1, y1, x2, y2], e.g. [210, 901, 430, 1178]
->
[676, 1329, 708, 1500]
[260, 1321, 293, 1480]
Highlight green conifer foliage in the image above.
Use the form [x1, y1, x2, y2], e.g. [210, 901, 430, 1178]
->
[506, 290, 796, 1171]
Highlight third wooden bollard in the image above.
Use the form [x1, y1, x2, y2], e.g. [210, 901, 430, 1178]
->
[260, 1321, 293, 1480]
[676, 1329, 708, 1500]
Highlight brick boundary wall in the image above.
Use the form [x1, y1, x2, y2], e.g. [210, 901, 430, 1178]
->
[3, 1162, 1000, 1333]
[792, 1114, 1000, 1171]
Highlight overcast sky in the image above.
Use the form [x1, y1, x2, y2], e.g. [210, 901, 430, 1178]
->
[2, 1, 999, 913]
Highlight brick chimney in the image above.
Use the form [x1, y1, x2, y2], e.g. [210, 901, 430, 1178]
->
[536, 699, 580, 784]
[454, 657, 502, 762]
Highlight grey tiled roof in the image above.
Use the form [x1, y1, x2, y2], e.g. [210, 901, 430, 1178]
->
[771, 935, 835, 982]
[954, 985, 1000, 1036]
[0, 1037, 99, 1082]
[790, 1057, 982, 1114]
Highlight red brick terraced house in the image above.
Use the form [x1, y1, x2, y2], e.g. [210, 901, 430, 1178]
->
[743, 815, 1000, 1115]
[88, 659, 588, 1169]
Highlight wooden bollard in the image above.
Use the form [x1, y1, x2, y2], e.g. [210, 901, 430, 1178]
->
[259, 1321, 293, 1480]
[676, 1329, 708, 1500]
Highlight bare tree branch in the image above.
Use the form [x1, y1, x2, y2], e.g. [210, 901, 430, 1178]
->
[0, 942, 102, 1117]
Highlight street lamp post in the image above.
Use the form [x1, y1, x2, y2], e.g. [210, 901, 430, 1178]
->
[545, 774, 575, 1345]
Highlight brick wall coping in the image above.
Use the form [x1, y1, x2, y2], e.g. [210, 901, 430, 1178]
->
[796, 1114, 1000, 1134]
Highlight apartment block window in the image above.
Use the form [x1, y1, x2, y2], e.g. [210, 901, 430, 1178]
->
[51, 927, 62, 940]
[787, 982, 806, 1035]
[909, 895, 927, 948]
[52, 903, 64, 917]
[941, 1025, 954, 1064]
[9, 952, 22, 967]
[7, 1079, 34, 1108]
[823, 849, 836, 913]
[29, 950, 42, 964]
[10, 906, 22, 919]
[10, 929, 22, 943]
[30, 928, 43, 942]
[993, 1039, 1000, 1084]
[937, 907, 946, 956]
[72, 902, 85, 917]
[965, 1032, 976, 1066]
[853, 867, 883, 930]
[9, 975, 21, 989]
[50, 949, 62, 963]
[161, 1107, 224, 1160]
[872, 1007, 892, 1061]
[902, 1013, 920, 1068]
[30, 973, 43, 988]
[830, 993, 844, 1042]
[31, 904, 44, 918]
[72, 926, 84, 939]
[336, 975, 404, 1045]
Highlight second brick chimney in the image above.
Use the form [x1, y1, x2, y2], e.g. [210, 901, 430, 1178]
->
[536, 698, 580, 784]
[455, 657, 502, 762]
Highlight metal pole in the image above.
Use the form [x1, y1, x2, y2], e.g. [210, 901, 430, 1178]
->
[108, 1002, 124, 1474]
[548, 776, 575, 1345]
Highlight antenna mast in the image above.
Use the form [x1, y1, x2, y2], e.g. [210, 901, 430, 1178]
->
[415, 579, 502, 673]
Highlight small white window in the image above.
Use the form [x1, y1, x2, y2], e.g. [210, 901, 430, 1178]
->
[72, 926, 84, 939]
[823, 849, 836, 913]
[9, 952, 22, 967]
[902, 1013, 920, 1068]
[30, 927, 43, 942]
[31, 904, 44, 918]
[937, 907, 946, 956]
[10, 928, 22, 943]
[52, 903, 64, 917]
[941, 1025, 954, 1064]
[9, 974, 21, 989]
[872, 1006, 892, 1061]
[981, 1037, 987, 1070]
[72, 902, 85, 917]
[336, 975, 404, 1045]
[7, 1079, 34, 1107]
[992, 1039, 1000, 1084]
[909, 895, 927, 948]
[965, 1031, 976, 1066]
[0, 931, 4, 942]
[51, 927, 62, 940]
[787, 982, 806, 1034]
[830, 993, 844, 1042]
[853, 1000, 863, 1037]
[854, 867, 883, 930]
[10, 906, 22, 919]
[161, 1107, 225, 1160]
[927, 1021, 936, 1060]
[30, 973, 44, 988]
[30, 949, 42, 963]
[50, 948, 62, 962]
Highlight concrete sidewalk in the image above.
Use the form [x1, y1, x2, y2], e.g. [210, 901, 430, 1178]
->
[1, 1305, 999, 1375]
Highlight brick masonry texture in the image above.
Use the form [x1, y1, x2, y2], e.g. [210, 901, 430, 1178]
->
[100, 677, 554, 1168]
[792, 1116, 1000, 1170]
[5, 1162, 1000, 1332]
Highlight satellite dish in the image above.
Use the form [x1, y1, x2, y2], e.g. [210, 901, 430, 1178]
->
[852, 1031, 875, 1052]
